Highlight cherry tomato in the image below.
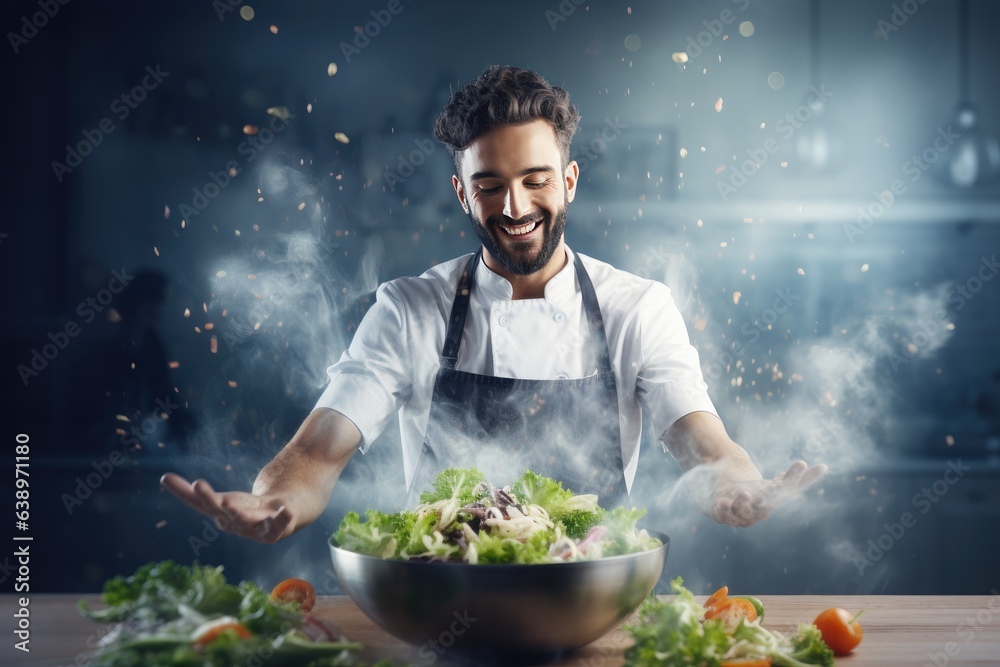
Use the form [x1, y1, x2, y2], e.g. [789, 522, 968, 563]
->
[813, 607, 864, 655]
[271, 577, 317, 613]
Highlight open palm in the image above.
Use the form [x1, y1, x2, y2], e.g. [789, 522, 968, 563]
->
[160, 473, 293, 543]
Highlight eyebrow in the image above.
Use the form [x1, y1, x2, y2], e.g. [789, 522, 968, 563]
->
[469, 166, 555, 181]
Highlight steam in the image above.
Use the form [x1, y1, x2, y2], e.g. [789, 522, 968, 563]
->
[170, 161, 391, 496]
[635, 245, 958, 592]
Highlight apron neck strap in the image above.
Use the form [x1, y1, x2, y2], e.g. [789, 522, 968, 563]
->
[574, 251, 615, 376]
[440, 248, 614, 376]
[440, 251, 480, 370]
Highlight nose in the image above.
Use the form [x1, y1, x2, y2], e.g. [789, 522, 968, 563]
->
[502, 184, 530, 221]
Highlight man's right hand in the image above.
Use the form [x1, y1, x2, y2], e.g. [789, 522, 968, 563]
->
[160, 408, 362, 544]
[160, 473, 295, 543]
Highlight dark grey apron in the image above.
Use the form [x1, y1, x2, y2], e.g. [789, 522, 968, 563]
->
[406, 250, 628, 509]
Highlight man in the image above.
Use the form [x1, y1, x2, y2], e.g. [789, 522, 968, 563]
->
[162, 65, 826, 542]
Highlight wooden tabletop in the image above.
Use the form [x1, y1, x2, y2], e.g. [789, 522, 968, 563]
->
[4, 594, 999, 665]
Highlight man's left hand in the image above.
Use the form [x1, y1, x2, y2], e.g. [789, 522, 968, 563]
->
[705, 459, 828, 527]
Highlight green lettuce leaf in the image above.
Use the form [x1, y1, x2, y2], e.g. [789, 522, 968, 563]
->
[624, 577, 729, 666]
[78, 561, 243, 623]
[511, 470, 605, 539]
[418, 467, 486, 505]
[332, 510, 404, 559]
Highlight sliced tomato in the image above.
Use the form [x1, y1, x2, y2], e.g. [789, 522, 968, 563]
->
[706, 596, 759, 634]
[271, 577, 316, 613]
[705, 585, 729, 610]
[720, 659, 772, 667]
[730, 595, 765, 623]
[707, 596, 758, 622]
[192, 619, 252, 647]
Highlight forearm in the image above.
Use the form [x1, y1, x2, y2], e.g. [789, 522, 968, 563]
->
[661, 411, 761, 480]
[252, 408, 361, 530]
[660, 412, 826, 527]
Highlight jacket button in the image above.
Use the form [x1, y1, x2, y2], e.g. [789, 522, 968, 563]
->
[499, 315, 511, 327]
[553, 312, 565, 323]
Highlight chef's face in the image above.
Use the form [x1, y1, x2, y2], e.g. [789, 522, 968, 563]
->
[453, 119, 579, 276]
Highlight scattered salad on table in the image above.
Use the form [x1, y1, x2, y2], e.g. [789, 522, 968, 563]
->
[333, 467, 661, 564]
[77, 560, 408, 666]
[623, 577, 864, 666]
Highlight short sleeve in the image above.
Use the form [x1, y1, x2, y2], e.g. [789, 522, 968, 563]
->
[635, 282, 719, 445]
[313, 282, 412, 452]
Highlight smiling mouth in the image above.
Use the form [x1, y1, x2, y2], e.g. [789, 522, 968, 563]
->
[498, 220, 539, 236]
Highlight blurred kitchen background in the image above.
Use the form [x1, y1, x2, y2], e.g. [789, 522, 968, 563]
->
[2, 0, 998, 596]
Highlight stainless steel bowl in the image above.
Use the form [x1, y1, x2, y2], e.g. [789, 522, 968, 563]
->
[329, 531, 669, 664]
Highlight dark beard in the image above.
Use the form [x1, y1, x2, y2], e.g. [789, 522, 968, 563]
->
[469, 196, 569, 276]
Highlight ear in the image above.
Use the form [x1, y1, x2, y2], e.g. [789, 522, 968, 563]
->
[564, 160, 580, 203]
[452, 174, 469, 213]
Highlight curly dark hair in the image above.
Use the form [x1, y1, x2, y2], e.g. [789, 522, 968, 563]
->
[434, 65, 581, 179]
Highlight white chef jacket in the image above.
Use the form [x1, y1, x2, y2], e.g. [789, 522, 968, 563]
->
[314, 246, 718, 493]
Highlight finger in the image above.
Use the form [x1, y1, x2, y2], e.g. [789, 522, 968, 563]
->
[777, 461, 827, 495]
[192, 480, 242, 531]
[710, 496, 733, 524]
[766, 461, 811, 500]
[712, 496, 753, 528]
[257, 506, 292, 544]
[779, 460, 809, 482]
[763, 463, 829, 511]
[795, 463, 829, 491]
[160, 473, 207, 513]
[730, 490, 755, 521]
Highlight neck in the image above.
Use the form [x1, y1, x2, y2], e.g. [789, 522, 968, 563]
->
[483, 241, 568, 300]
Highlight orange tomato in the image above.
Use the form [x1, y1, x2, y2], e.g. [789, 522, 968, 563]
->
[813, 607, 864, 655]
[271, 577, 316, 613]
[705, 585, 729, 609]
[706, 597, 759, 624]
[193, 620, 252, 647]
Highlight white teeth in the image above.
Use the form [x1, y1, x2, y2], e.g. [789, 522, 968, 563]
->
[500, 221, 538, 236]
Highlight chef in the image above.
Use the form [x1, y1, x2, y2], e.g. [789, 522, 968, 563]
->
[162, 65, 826, 542]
